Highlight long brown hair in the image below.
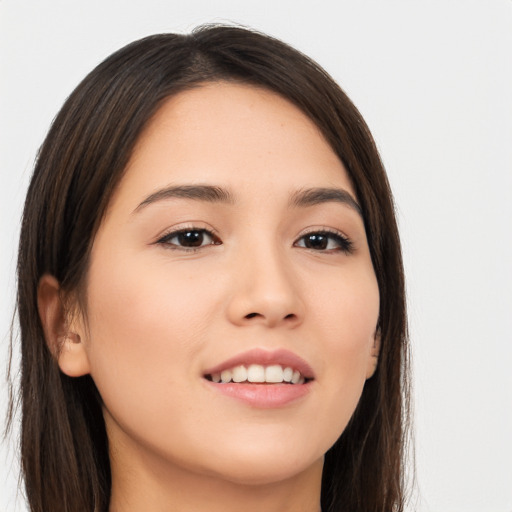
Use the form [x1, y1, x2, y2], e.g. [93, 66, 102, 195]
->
[11, 25, 410, 512]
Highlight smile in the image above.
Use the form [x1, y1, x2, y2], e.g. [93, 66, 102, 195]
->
[205, 364, 307, 384]
[202, 348, 314, 408]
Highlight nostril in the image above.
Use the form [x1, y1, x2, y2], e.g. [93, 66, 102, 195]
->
[244, 312, 297, 321]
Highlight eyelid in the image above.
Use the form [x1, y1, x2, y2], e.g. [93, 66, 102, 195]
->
[154, 222, 219, 240]
[154, 223, 221, 250]
[152, 223, 353, 253]
[294, 226, 354, 253]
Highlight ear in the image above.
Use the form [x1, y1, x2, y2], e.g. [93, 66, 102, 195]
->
[366, 329, 381, 379]
[37, 274, 91, 377]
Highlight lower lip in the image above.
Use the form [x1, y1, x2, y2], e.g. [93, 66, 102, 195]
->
[204, 380, 312, 408]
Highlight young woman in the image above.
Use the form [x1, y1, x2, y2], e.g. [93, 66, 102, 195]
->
[13, 25, 409, 512]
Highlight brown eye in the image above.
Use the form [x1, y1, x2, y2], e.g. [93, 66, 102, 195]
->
[303, 233, 329, 250]
[158, 229, 220, 249]
[177, 230, 206, 247]
[295, 231, 353, 253]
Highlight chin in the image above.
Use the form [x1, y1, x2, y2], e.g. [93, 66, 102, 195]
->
[204, 454, 323, 487]
[190, 437, 325, 486]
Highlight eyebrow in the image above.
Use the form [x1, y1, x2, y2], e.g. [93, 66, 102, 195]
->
[134, 184, 235, 212]
[133, 183, 362, 217]
[289, 187, 362, 216]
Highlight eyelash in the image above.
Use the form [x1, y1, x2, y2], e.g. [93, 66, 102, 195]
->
[156, 227, 353, 254]
[294, 229, 353, 254]
[156, 227, 221, 252]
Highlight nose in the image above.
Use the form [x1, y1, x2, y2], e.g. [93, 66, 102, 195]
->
[225, 245, 305, 329]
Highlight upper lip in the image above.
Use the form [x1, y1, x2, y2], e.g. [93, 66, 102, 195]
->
[203, 348, 315, 380]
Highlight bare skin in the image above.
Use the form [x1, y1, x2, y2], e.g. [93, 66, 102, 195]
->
[38, 83, 380, 512]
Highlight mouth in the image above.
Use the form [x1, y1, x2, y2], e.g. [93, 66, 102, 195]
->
[202, 347, 315, 383]
[204, 363, 312, 385]
[202, 349, 314, 408]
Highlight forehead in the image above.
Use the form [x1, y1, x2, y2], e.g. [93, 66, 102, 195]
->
[112, 82, 355, 211]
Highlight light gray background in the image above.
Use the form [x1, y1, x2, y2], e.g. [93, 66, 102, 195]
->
[1, 1, 511, 511]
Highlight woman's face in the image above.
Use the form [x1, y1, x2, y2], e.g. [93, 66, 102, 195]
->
[75, 83, 380, 485]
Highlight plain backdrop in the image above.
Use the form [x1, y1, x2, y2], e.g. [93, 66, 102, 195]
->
[1, 1, 511, 511]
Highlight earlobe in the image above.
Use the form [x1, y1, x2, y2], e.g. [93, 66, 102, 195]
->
[366, 329, 381, 379]
[37, 274, 91, 377]
[57, 332, 91, 377]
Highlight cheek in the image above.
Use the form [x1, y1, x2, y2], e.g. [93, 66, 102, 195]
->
[313, 263, 379, 349]
[81, 250, 221, 416]
[310, 268, 379, 425]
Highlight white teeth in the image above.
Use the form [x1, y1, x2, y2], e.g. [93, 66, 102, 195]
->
[265, 365, 284, 383]
[232, 365, 248, 383]
[220, 370, 232, 383]
[209, 364, 307, 384]
[247, 364, 265, 382]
